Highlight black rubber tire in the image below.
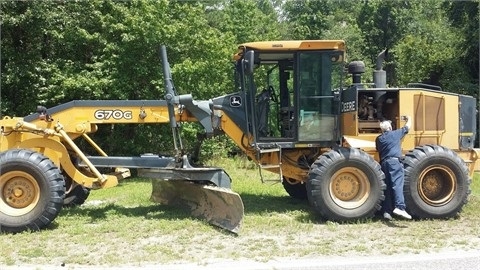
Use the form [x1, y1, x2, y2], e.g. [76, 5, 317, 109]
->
[403, 145, 471, 219]
[306, 148, 385, 221]
[0, 149, 65, 233]
[64, 182, 90, 207]
[282, 177, 308, 200]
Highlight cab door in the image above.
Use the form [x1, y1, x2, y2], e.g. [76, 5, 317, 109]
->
[297, 51, 343, 144]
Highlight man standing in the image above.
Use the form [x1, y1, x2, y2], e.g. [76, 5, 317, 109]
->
[376, 116, 412, 220]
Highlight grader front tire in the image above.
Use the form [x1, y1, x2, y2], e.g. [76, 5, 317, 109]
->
[0, 149, 65, 233]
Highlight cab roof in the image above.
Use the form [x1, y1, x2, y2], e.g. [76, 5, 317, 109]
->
[234, 40, 345, 60]
[240, 40, 345, 51]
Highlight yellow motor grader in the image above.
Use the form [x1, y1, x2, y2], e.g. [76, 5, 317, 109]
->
[1, 41, 479, 234]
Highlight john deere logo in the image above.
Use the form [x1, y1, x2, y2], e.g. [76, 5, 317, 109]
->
[230, 96, 241, 107]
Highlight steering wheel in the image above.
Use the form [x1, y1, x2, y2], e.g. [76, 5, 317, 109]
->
[268, 85, 278, 103]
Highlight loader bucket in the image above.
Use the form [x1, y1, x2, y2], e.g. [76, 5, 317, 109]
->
[151, 180, 244, 233]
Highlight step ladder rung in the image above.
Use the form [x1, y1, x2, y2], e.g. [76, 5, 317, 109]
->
[255, 144, 282, 184]
[259, 148, 281, 153]
[259, 164, 281, 169]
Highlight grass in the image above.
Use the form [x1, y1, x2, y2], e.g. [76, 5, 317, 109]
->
[1, 156, 480, 267]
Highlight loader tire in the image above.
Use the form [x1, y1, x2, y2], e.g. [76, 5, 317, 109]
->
[282, 177, 307, 200]
[403, 145, 470, 219]
[0, 149, 65, 233]
[307, 148, 385, 221]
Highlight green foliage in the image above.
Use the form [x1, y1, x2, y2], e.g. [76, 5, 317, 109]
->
[1, 0, 121, 115]
[321, 3, 364, 60]
[73, 123, 172, 157]
[357, 0, 411, 61]
[392, 0, 471, 93]
[200, 135, 240, 160]
[442, 0, 479, 94]
[283, 0, 333, 39]
[208, 0, 281, 44]
[394, 17, 463, 87]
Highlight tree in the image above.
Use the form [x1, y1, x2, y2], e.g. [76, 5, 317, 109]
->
[282, 0, 333, 39]
[393, 0, 469, 93]
[0, 0, 235, 155]
[442, 1, 479, 96]
[206, 0, 281, 45]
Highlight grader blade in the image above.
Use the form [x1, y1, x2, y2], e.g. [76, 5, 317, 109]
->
[150, 180, 244, 233]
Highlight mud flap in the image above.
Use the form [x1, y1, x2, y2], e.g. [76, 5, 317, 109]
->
[150, 180, 244, 234]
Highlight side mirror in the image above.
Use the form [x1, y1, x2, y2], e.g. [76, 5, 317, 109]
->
[244, 50, 255, 75]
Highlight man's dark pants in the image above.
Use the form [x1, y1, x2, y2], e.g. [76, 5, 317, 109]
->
[381, 158, 407, 213]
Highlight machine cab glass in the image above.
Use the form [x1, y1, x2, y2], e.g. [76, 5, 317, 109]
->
[238, 43, 344, 146]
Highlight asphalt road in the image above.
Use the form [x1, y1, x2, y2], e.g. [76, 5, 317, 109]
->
[2, 249, 479, 270]
[178, 249, 480, 270]
[237, 249, 480, 270]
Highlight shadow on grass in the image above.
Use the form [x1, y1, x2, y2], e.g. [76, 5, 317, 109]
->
[57, 190, 322, 233]
[60, 202, 194, 222]
[240, 193, 320, 223]
[57, 179, 396, 232]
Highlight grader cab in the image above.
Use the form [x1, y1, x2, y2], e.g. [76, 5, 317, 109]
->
[1, 40, 478, 234]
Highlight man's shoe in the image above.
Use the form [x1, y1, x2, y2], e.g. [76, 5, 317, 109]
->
[383, 212, 393, 221]
[393, 208, 412, 219]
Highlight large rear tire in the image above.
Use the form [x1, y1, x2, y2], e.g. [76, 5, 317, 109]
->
[403, 145, 470, 219]
[307, 148, 385, 221]
[0, 149, 65, 233]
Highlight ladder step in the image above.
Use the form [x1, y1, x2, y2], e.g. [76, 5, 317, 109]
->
[259, 148, 281, 153]
[255, 143, 282, 184]
[259, 164, 281, 169]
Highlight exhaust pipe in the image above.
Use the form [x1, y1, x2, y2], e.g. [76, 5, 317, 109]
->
[373, 49, 388, 88]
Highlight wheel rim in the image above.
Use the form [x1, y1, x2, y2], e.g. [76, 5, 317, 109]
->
[329, 167, 370, 209]
[0, 171, 41, 216]
[418, 165, 456, 206]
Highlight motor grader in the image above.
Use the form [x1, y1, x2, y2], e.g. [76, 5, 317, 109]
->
[1, 40, 478, 234]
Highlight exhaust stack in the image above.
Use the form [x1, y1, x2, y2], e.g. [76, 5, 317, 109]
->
[373, 49, 388, 88]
